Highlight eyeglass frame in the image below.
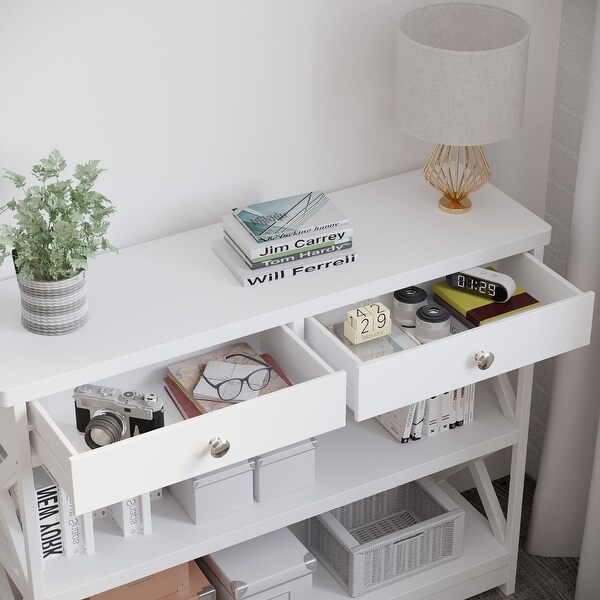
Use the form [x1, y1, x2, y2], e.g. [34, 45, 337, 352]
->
[200, 353, 272, 402]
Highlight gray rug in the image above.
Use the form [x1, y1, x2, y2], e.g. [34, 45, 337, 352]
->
[463, 475, 578, 599]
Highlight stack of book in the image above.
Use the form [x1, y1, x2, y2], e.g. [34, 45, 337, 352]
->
[375, 384, 476, 444]
[163, 341, 291, 419]
[432, 276, 539, 329]
[213, 190, 356, 286]
[6, 464, 162, 559]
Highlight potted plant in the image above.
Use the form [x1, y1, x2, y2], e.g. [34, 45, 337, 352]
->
[0, 150, 116, 335]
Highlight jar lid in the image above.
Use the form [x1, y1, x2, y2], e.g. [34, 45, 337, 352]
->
[417, 304, 450, 323]
[394, 286, 428, 304]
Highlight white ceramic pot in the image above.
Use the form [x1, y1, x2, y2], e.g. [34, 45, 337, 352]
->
[17, 270, 89, 335]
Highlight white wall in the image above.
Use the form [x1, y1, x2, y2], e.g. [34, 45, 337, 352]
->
[0, 0, 561, 281]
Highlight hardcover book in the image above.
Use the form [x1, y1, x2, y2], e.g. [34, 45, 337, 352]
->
[163, 376, 203, 419]
[107, 493, 151, 537]
[232, 190, 349, 242]
[10, 466, 64, 559]
[213, 237, 356, 287]
[224, 230, 353, 270]
[375, 403, 416, 444]
[423, 395, 440, 437]
[222, 212, 353, 261]
[432, 279, 539, 326]
[58, 487, 94, 556]
[410, 399, 427, 440]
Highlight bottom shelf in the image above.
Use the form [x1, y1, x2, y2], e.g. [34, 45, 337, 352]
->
[302, 482, 509, 600]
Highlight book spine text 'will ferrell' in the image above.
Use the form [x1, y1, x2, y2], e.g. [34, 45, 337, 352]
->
[244, 253, 357, 286]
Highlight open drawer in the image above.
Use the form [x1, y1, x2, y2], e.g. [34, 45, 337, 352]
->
[305, 252, 594, 421]
[28, 325, 346, 515]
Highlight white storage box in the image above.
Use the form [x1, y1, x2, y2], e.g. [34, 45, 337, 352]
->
[169, 460, 255, 524]
[253, 438, 316, 502]
[198, 527, 316, 600]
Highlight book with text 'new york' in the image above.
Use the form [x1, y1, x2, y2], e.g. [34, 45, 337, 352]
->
[232, 191, 349, 243]
[213, 238, 357, 287]
[9, 466, 64, 560]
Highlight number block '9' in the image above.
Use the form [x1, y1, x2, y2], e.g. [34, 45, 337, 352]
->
[343, 302, 391, 345]
[365, 302, 391, 335]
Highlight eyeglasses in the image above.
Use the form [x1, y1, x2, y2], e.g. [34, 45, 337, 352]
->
[201, 353, 272, 401]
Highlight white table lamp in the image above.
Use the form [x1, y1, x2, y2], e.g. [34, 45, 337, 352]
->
[397, 3, 530, 213]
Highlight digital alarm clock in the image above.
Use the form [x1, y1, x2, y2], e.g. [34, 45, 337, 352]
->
[445, 267, 516, 303]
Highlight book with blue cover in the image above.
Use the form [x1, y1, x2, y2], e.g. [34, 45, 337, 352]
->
[232, 191, 349, 243]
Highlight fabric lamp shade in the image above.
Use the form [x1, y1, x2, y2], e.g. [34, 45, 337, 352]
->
[397, 3, 530, 146]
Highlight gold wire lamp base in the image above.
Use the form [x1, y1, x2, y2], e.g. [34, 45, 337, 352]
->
[423, 144, 491, 214]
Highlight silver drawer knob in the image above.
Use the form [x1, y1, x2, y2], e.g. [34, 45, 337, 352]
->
[475, 351, 495, 370]
[209, 437, 230, 458]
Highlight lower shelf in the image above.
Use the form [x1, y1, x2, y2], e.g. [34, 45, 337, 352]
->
[39, 384, 517, 600]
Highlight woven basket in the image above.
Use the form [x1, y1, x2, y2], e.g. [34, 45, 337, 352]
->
[17, 270, 89, 335]
[305, 477, 465, 596]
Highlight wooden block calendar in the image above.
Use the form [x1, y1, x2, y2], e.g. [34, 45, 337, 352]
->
[343, 302, 391, 344]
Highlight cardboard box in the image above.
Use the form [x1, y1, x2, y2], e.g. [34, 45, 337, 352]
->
[198, 527, 315, 599]
[162, 562, 215, 600]
[89, 561, 189, 600]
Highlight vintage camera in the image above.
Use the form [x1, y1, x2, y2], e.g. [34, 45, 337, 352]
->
[74, 384, 164, 449]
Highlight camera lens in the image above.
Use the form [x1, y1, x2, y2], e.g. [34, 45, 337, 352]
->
[84, 412, 125, 449]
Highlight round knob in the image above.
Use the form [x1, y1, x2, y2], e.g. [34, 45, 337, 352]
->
[209, 437, 230, 458]
[475, 351, 495, 370]
[144, 393, 159, 405]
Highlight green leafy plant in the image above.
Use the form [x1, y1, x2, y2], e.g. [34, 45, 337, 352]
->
[0, 150, 116, 281]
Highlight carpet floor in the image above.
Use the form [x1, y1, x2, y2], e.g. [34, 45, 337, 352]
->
[463, 475, 579, 600]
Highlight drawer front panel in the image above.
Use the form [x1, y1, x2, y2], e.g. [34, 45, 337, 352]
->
[29, 326, 347, 515]
[307, 253, 594, 421]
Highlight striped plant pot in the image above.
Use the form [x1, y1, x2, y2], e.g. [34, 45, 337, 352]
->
[17, 270, 89, 335]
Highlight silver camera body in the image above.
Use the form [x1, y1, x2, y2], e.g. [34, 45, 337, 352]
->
[74, 384, 164, 448]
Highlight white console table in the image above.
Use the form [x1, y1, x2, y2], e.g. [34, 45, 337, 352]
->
[0, 170, 593, 600]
